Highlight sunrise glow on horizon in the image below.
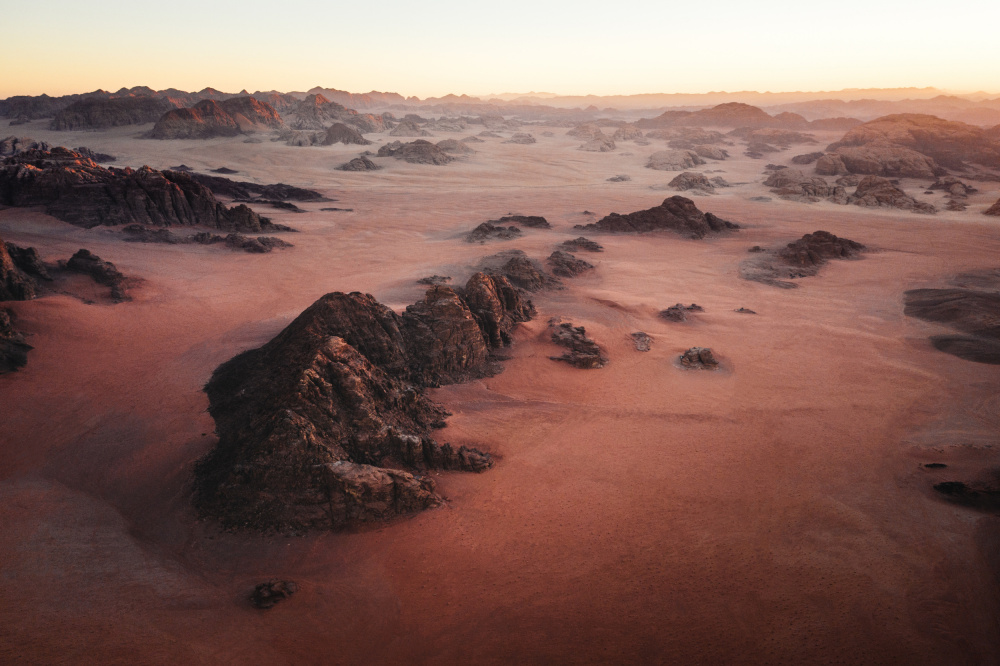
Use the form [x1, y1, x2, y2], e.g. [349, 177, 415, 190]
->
[2, 0, 999, 100]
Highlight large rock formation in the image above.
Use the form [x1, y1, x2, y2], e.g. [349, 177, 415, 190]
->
[187, 173, 323, 202]
[763, 168, 840, 202]
[848, 176, 936, 213]
[0, 236, 36, 301]
[0, 136, 51, 157]
[377, 140, 453, 165]
[0, 148, 286, 232]
[51, 97, 172, 130]
[646, 150, 706, 171]
[574, 196, 738, 239]
[546, 251, 594, 277]
[321, 123, 371, 146]
[479, 250, 561, 292]
[389, 120, 431, 137]
[985, 199, 1000, 216]
[150, 97, 283, 139]
[668, 172, 717, 193]
[193, 273, 534, 531]
[827, 113, 1000, 170]
[831, 143, 940, 179]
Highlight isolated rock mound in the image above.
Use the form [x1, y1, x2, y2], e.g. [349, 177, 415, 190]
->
[194, 274, 534, 532]
[740, 230, 866, 288]
[390, 119, 431, 137]
[559, 237, 603, 253]
[668, 172, 716, 192]
[985, 199, 1000, 216]
[338, 156, 381, 172]
[503, 133, 536, 145]
[189, 173, 323, 202]
[658, 303, 703, 322]
[763, 168, 840, 202]
[466, 222, 522, 243]
[65, 249, 131, 302]
[567, 123, 604, 140]
[436, 139, 475, 154]
[0, 148, 284, 232]
[848, 176, 936, 213]
[377, 140, 453, 165]
[579, 136, 616, 152]
[612, 124, 644, 141]
[646, 150, 706, 171]
[679, 347, 719, 369]
[496, 215, 550, 228]
[546, 251, 594, 277]
[150, 97, 283, 139]
[250, 581, 298, 609]
[549, 319, 606, 368]
[574, 196, 738, 239]
[321, 123, 371, 145]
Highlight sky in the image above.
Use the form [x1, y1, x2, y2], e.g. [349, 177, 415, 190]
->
[2, 0, 998, 99]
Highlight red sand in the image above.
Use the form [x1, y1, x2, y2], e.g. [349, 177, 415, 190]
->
[1, 125, 999, 664]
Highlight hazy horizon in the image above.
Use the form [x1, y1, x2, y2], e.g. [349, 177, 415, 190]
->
[2, 0, 997, 100]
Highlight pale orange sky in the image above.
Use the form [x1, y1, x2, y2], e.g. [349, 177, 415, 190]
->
[2, 0, 998, 99]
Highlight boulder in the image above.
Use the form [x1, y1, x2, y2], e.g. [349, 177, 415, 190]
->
[815, 153, 849, 176]
[658, 303, 703, 322]
[791, 152, 825, 165]
[0, 136, 50, 157]
[740, 230, 866, 288]
[693, 145, 728, 160]
[466, 222, 522, 243]
[612, 124, 644, 141]
[480, 250, 560, 292]
[549, 319, 606, 368]
[574, 196, 738, 239]
[631, 332, 652, 352]
[250, 581, 297, 609]
[579, 136, 616, 152]
[567, 123, 605, 140]
[679, 347, 719, 369]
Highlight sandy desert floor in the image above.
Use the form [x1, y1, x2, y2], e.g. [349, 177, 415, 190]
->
[1, 122, 999, 664]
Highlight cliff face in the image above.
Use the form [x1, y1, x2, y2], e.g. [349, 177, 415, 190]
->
[194, 273, 534, 532]
[0, 148, 285, 232]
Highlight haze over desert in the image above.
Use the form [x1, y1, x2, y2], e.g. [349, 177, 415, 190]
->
[1, 2, 999, 664]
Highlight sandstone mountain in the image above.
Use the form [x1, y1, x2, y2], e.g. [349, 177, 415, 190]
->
[150, 97, 284, 139]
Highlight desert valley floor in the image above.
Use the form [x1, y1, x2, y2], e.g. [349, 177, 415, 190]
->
[1, 121, 999, 664]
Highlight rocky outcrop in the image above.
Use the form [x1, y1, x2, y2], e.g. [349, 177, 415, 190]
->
[646, 150, 706, 171]
[574, 196, 738, 239]
[579, 136, 616, 152]
[763, 168, 839, 202]
[668, 172, 716, 193]
[791, 152, 825, 165]
[503, 133, 537, 144]
[985, 199, 1000, 216]
[251, 581, 297, 609]
[499, 215, 550, 229]
[848, 176, 936, 213]
[814, 153, 849, 176]
[832, 143, 940, 179]
[338, 156, 381, 172]
[321, 123, 371, 145]
[693, 145, 728, 160]
[0, 307, 31, 373]
[612, 124, 644, 142]
[390, 119, 431, 137]
[466, 222, 521, 243]
[377, 140, 453, 165]
[0, 237, 37, 301]
[631, 332, 652, 351]
[188, 173, 323, 202]
[559, 237, 603, 253]
[436, 139, 475, 154]
[827, 113, 1000, 170]
[51, 97, 171, 130]
[679, 347, 719, 369]
[740, 231, 865, 288]
[150, 97, 283, 139]
[567, 124, 604, 140]
[904, 277, 1000, 364]
[0, 136, 51, 157]
[546, 251, 594, 277]
[480, 250, 560, 291]
[549, 319, 606, 368]
[735, 128, 816, 147]
[193, 273, 534, 531]
[65, 249, 131, 301]
[928, 176, 977, 198]
[0, 149, 286, 232]
[658, 303, 703, 322]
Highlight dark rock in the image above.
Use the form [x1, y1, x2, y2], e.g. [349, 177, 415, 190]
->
[338, 156, 382, 172]
[496, 215, 549, 229]
[193, 276, 533, 531]
[658, 303, 703, 322]
[0, 136, 50, 157]
[5, 242, 50, 281]
[763, 168, 833, 200]
[234, 199, 303, 212]
[929, 176, 977, 197]
[0, 308, 32, 373]
[250, 580, 298, 609]
[212, 167, 239, 174]
[904, 285, 1000, 364]
[924, 463, 948, 469]
[417, 275, 451, 285]
[435, 139, 474, 155]
[574, 196, 738, 239]
[693, 145, 729, 160]
[679, 347, 719, 369]
[631, 332, 652, 352]
[188, 173, 323, 202]
[932, 480, 1000, 510]
[65, 249, 130, 302]
[549, 319, 606, 368]
[985, 200, 1000, 216]
[546, 251, 594, 277]
[122, 224, 180, 244]
[377, 140, 453, 165]
[72, 147, 115, 163]
[224, 234, 294, 253]
[791, 152, 825, 165]
[748, 246, 765, 253]
[481, 250, 560, 292]
[741, 231, 866, 288]
[559, 237, 603, 253]
[169, 164, 194, 172]
[320, 207, 353, 212]
[466, 222, 522, 243]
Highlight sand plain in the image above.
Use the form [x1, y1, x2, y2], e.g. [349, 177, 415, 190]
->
[1, 122, 999, 664]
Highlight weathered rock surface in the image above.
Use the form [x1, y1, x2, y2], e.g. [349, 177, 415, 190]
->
[194, 274, 534, 531]
[612, 124, 644, 141]
[679, 347, 719, 369]
[631, 332, 652, 352]
[250, 580, 298, 609]
[4, 243, 50, 281]
[480, 250, 560, 292]
[377, 140, 454, 165]
[904, 279, 1000, 364]
[815, 153, 849, 176]
[549, 319, 606, 368]
[150, 97, 283, 139]
[763, 168, 837, 201]
[740, 230, 866, 288]
[646, 150, 706, 171]
[832, 143, 940, 179]
[65, 249, 131, 301]
[693, 145, 729, 160]
[668, 172, 716, 192]
[574, 196, 738, 239]
[337, 156, 381, 172]
[559, 237, 603, 253]
[848, 176, 936, 213]
[51, 97, 171, 130]
[188, 173, 323, 202]
[567, 124, 604, 140]
[546, 251, 594, 277]
[321, 123, 371, 145]
[0, 308, 31, 373]
[0, 136, 50, 157]
[928, 176, 977, 197]
[0, 149, 289, 232]
[607, 175, 630, 182]
[658, 303, 703, 322]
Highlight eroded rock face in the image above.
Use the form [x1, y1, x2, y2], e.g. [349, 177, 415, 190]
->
[0, 237, 36, 301]
[631, 332, 652, 351]
[496, 215, 549, 229]
[792, 152, 825, 165]
[546, 251, 594, 277]
[194, 274, 533, 531]
[0, 149, 283, 232]
[150, 97, 283, 139]
[65, 249, 130, 302]
[0, 136, 51, 157]
[579, 136, 616, 152]
[848, 176, 936, 213]
[763, 168, 837, 202]
[321, 123, 371, 146]
[0, 308, 31, 373]
[377, 140, 453, 165]
[481, 250, 561, 292]
[574, 196, 738, 239]
[658, 303, 703, 322]
[549, 319, 606, 368]
[390, 119, 431, 137]
[669, 172, 716, 192]
[832, 143, 939, 179]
